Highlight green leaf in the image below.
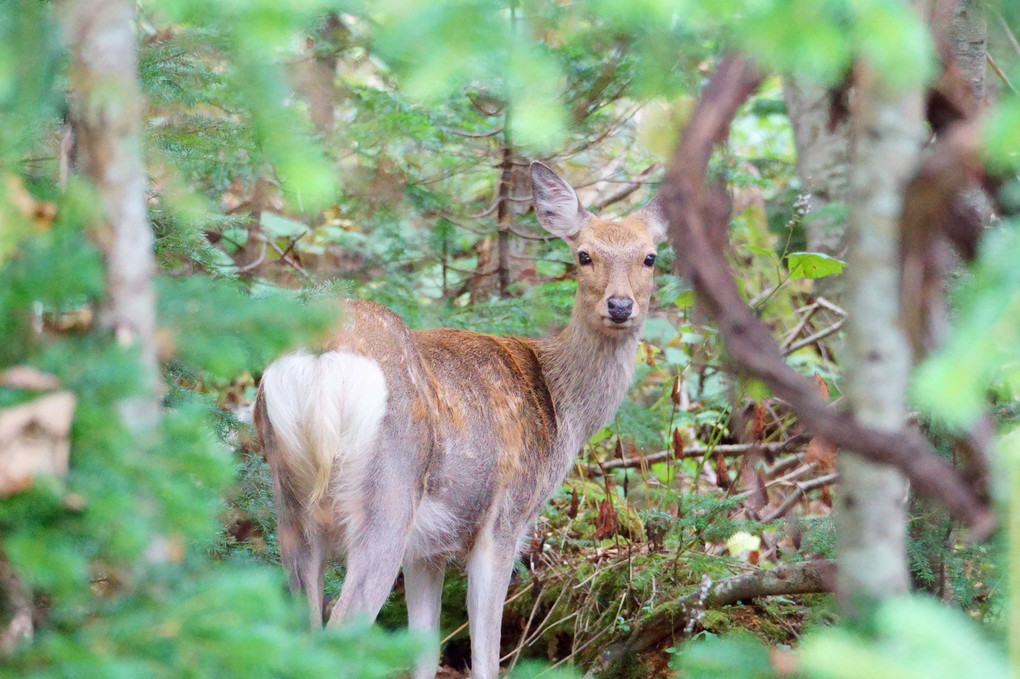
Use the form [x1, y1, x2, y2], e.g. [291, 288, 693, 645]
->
[261, 212, 309, 239]
[787, 251, 845, 280]
[745, 244, 778, 260]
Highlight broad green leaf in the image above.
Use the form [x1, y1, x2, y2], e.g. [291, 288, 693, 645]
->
[261, 212, 309, 239]
[787, 251, 845, 279]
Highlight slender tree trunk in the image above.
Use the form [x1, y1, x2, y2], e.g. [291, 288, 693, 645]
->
[837, 57, 926, 613]
[67, 0, 160, 425]
[496, 144, 513, 297]
[469, 150, 530, 303]
[783, 80, 851, 258]
[949, 0, 987, 105]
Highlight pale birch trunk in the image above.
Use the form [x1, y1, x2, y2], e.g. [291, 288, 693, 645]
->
[837, 63, 926, 610]
[66, 0, 159, 425]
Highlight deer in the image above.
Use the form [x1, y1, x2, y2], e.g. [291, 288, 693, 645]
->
[254, 161, 668, 679]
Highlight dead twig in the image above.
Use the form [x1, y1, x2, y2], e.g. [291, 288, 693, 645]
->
[266, 239, 313, 281]
[783, 316, 846, 356]
[732, 463, 816, 501]
[591, 435, 809, 474]
[758, 472, 840, 522]
[780, 302, 820, 349]
[986, 52, 1018, 95]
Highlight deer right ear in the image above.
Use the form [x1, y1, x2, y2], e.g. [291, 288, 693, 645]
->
[530, 161, 591, 241]
[632, 193, 670, 244]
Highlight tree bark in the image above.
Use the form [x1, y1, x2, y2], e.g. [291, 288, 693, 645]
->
[783, 79, 851, 263]
[469, 153, 530, 302]
[837, 55, 926, 613]
[947, 0, 987, 105]
[67, 0, 160, 424]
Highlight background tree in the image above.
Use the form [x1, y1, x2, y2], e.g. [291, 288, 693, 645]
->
[0, 0, 1018, 678]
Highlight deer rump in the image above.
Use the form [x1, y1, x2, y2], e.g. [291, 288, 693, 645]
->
[256, 300, 563, 573]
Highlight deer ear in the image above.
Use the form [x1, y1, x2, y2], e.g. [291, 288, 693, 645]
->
[530, 161, 591, 241]
[632, 193, 670, 244]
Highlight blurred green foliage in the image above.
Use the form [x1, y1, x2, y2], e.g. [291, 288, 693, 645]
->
[0, 0, 1018, 676]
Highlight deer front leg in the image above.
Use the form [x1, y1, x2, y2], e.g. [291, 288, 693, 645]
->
[404, 558, 446, 679]
[466, 534, 517, 679]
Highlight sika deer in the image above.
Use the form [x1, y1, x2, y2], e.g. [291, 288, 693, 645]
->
[254, 162, 667, 679]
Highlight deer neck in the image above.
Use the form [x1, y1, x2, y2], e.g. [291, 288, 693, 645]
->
[536, 310, 641, 454]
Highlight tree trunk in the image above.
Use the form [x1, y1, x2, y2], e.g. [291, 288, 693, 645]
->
[67, 0, 160, 426]
[470, 153, 531, 302]
[783, 79, 851, 258]
[949, 0, 987, 105]
[837, 58, 926, 613]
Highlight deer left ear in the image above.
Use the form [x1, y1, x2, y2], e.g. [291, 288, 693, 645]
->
[531, 161, 592, 241]
[633, 194, 669, 244]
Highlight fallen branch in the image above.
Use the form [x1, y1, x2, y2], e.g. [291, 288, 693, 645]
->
[782, 317, 845, 356]
[756, 472, 840, 523]
[597, 559, 836, 670]
[590, 436, 808, 474]
[732, 463, 819, 501]
[780, 302, 820, 349]
[656, 53, 994, 537]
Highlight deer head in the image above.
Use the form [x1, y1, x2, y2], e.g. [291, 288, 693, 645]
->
[530, 161, 668, 336]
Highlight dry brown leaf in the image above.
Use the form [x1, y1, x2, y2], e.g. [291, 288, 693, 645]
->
[0, 391, 76, 495]
[594, 498, 617, 540]
[713, 451, 730, 489]
[740, 465, 769, 510]
[819, 484, 833, 508]
[750, 401, 768, 441]
[671, 427, 685, 458]
[805, 436, 838, 470]
[566, 487, 579, 519]
[813, 373, 830, 401]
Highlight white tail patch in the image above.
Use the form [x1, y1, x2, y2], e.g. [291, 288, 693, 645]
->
[260, 351, 387, 509]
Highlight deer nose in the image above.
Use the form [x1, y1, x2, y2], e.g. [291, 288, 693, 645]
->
[606, 296, 634, 323]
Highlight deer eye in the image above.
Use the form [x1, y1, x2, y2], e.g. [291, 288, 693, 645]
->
[578, 251, 592, 266]
[643, 254, 656, 267]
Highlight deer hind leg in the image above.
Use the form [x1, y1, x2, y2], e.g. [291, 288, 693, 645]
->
[404, 557, 445, 679]
[326, 476, 415, 627]
[258, 387, 329, 628]
[277, 510, 325, 628]
[466, 532, 517, 679]
[269, 467, 326, 628]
